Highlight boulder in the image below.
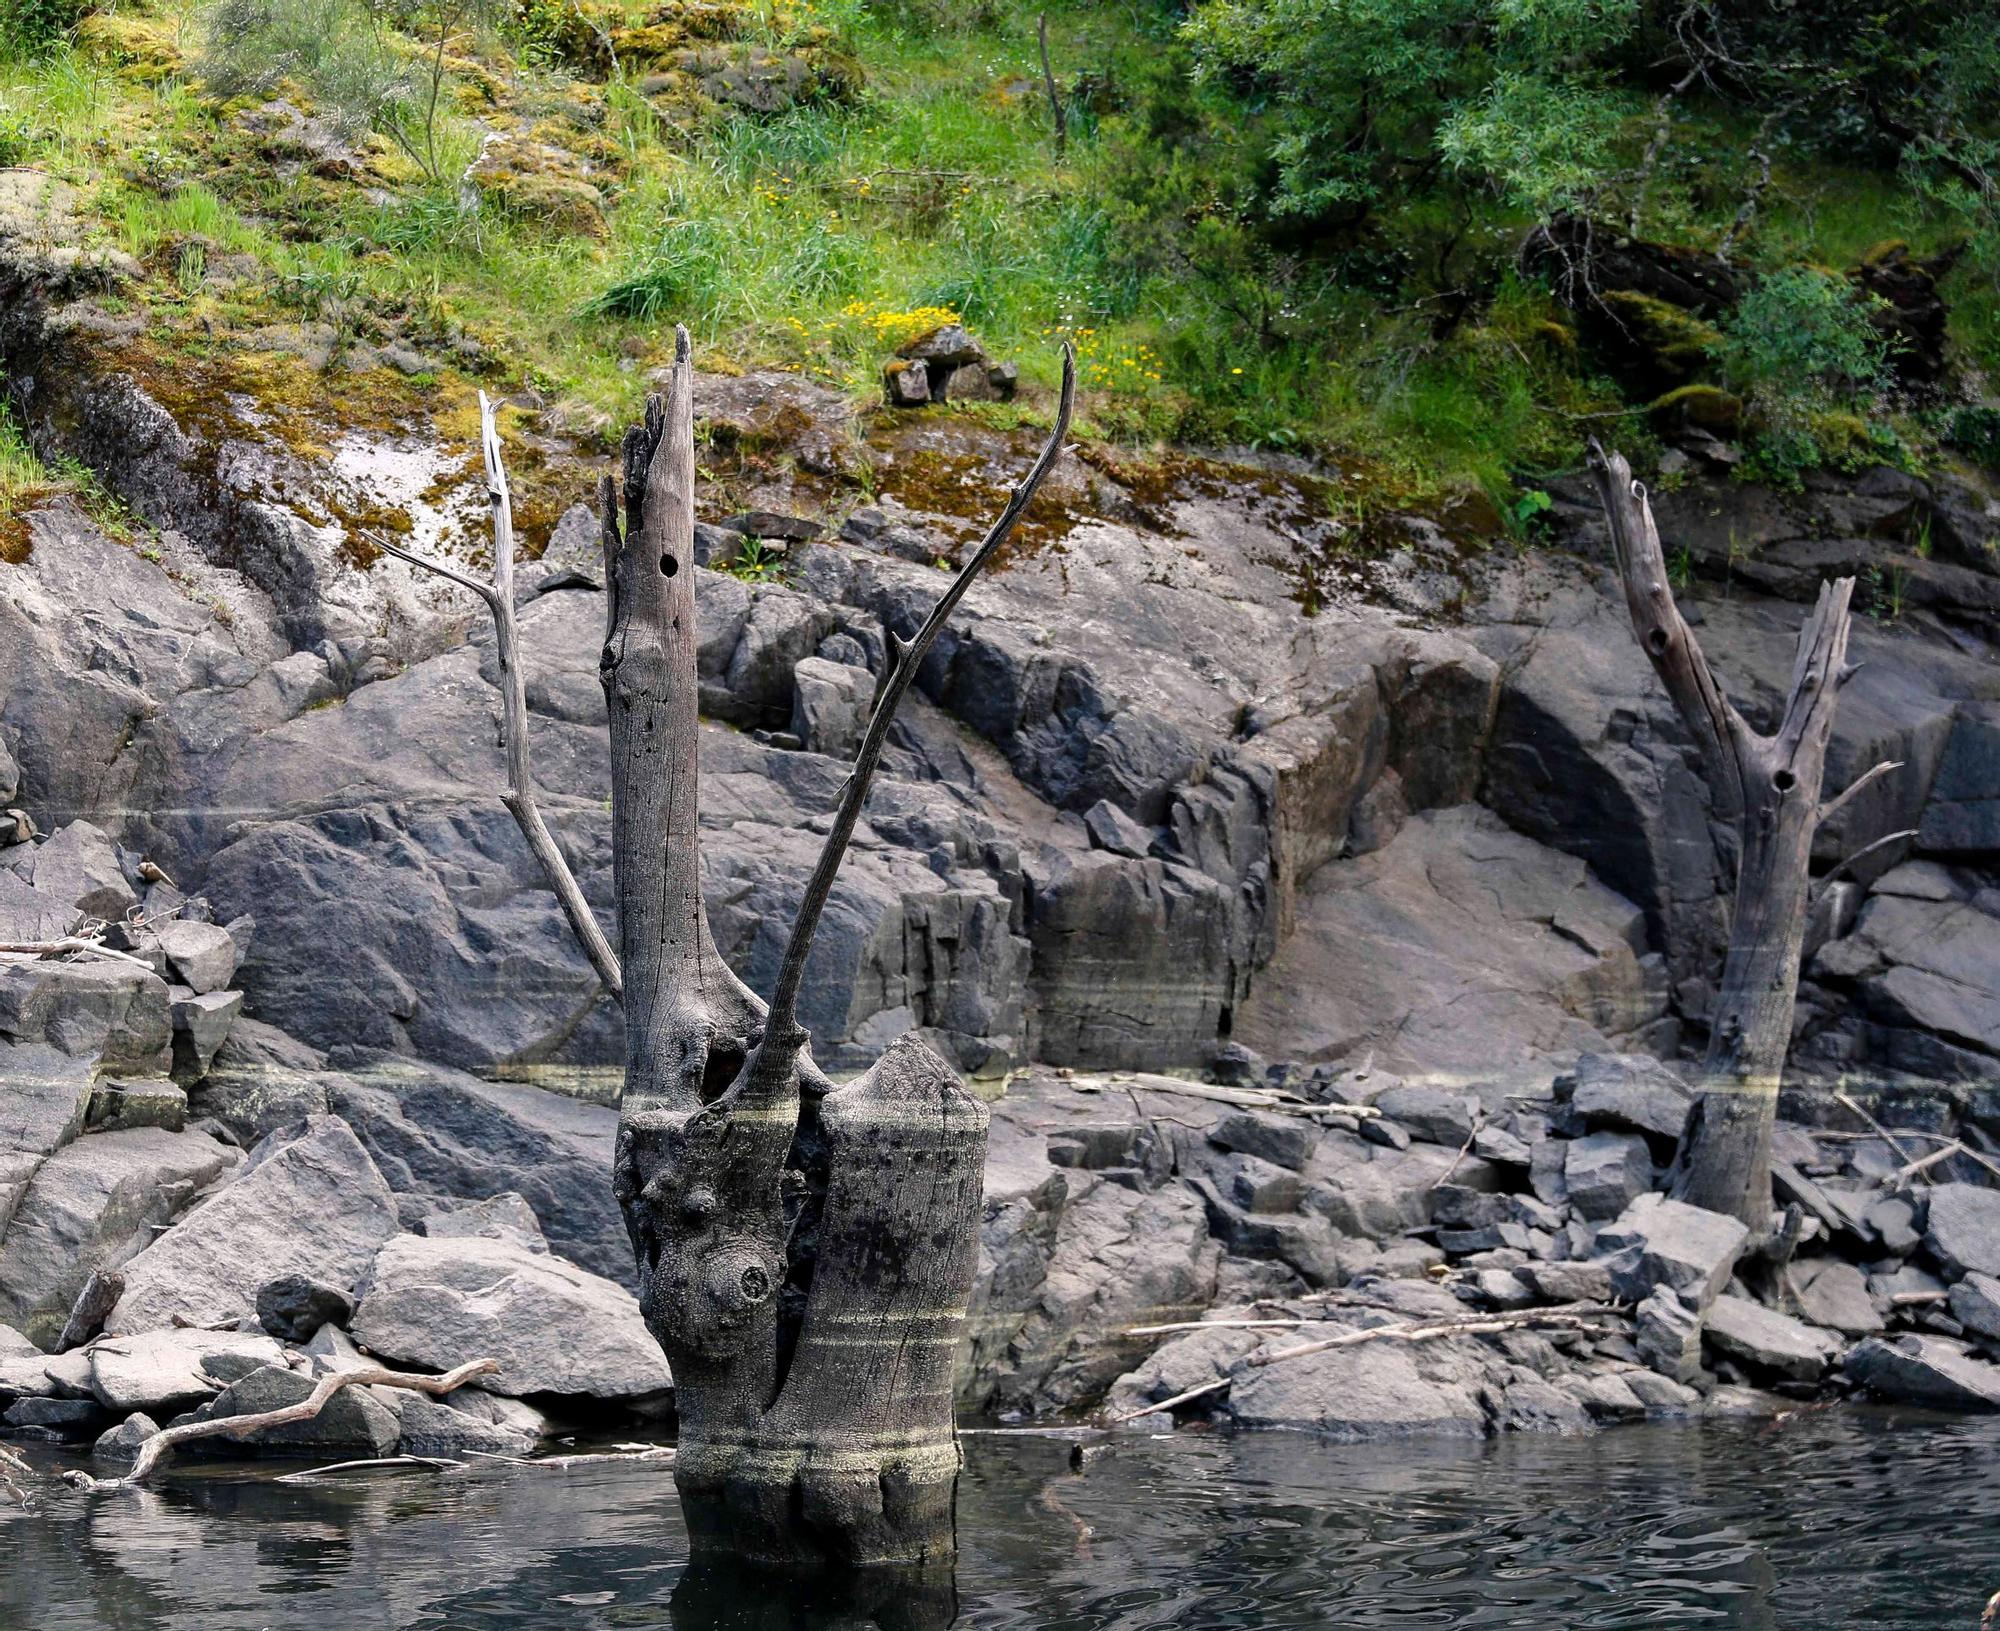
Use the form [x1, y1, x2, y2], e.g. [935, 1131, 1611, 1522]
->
[788, 656, 871, 760]
[154, 920, 238, 995]
[1227, 1327, 1490, 1439]
[1565, 1132, 1655, 1221]
[87, 1329, 284, 1414]
[199, 1362, 401, 1455]
[1634, 1285, 1705, 1384]
[255, 1273, 356, 1342]
[0, 1041, 97, 1230]
[1923, 1183, 2000, 1281]
[352, 1233, 671, 1402]
[1948, 1272, 2000, 1341]
[1208, 1111, 1317, 1174]
[1561, 1052, 1691, 1143]
[327, 1063, 626, 1284]
[6, 821, 133, 922]
[1845, 1334, 2000, 1410]
[415, 1192, 549, 1253]
[0, 960, 173, 1075]
[1518, 1260, 1614, 1305]
[1792, 1258, 1883, 1337]
[169, 987, 241, 1075]
[104, 1116, 398, 1335]
[394, 1392, 540, 1457]
[1371, 1085, 1478, 1148]
[1702, 1294, 1842, 1382]
[0, 1127, 236, 1347]
[92, 1410, 158, 1467]
[86, 1077, 186, 1134]
[1596, 1193, 1748, 1311]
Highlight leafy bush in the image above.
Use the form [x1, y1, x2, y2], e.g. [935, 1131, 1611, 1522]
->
[197, 0, 407, 140]
[0, 0, 83, 54]
[1718, 268, 1896, 482]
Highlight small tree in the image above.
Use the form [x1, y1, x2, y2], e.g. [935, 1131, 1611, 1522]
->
[1587, 443, 1910, 1230]
[382, 334, 1075, 1569]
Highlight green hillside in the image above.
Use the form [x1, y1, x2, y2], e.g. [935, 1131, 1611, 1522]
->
[3, 0, 1998, 535]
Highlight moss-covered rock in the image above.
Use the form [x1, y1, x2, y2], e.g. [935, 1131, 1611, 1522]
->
[1595, 290, 1721, 386]
[75, 12, 184, 82]
[467, 133, 608, 239]
[1649, 384, 1742, 438]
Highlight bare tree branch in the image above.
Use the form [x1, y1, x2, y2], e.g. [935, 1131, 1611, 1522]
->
[63, 1358, 500, 1491]
[1818, 759, 1901, 828]
[1587, 440, 1753, 819]
[745, 346, 1077, 1094]
[1816, 827, 1919, 895]
[374, 393, 624, 1001]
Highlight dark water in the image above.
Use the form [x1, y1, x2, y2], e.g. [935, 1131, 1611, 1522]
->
[4, 1412, 1997, 1631]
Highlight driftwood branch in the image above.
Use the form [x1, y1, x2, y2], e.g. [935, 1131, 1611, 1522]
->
[1037, 13, 1067, 158]
[0, 937, 153, 969]
[1106, 1305, 1615, 1424]
[274, 1454, 465, 1481]
[63, 1358, 500, 1492]
[374, 393, 623, 1000]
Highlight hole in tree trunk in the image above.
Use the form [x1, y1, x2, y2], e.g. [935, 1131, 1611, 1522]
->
[1646, 627, 1669, 654]
[661, 554, 680, 577]
[1773, 768, 1797, 792]
[701, 1043, 746, 1103]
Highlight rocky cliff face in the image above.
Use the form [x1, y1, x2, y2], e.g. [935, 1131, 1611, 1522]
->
[6, 220, 2000, 1445]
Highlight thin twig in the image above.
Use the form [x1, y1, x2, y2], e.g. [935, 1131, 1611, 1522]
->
[1833, 1090, 1920, 1168]
[1816, 828, 1919, 896]
[1817, 760, 1901, 827]
[461, 1445, 675, 1469]
[1882, 1141, 1964, 1188]
[63, 1358, 500, 1491]
[1431, 1113, 1484, 1190]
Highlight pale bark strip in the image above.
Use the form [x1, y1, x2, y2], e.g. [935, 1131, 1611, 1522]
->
[371, 392, 622, 999]
[1587, 443, 1898, 1228]
[63, 1358, 500, 1492]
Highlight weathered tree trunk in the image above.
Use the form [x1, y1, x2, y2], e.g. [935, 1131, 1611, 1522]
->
[394, 330, 1074, 1570]
[1587, 443, 1904, 1230]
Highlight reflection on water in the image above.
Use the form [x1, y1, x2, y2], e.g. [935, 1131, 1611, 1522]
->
[4, 1411, 1997, 1630]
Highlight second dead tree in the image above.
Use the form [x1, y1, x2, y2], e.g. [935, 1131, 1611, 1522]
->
[1587, 443, 1910, 1232]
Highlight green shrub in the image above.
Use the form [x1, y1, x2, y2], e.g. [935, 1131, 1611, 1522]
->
[0, 0, 84, 54]
[1719, 268, 1897, 482]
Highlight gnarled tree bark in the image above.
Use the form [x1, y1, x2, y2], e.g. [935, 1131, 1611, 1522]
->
[1587, 443, 1908, 1231]
[391, 332, 1075, 1571]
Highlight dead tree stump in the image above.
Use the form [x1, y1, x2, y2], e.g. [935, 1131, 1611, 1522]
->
[1588, 443, 1907, 1230]
[387, 330, 1074, 1569]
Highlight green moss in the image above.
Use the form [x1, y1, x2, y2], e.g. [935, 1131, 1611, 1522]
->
[1598, 290, 1722, 384]
[1649, 384, 1742, 436]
